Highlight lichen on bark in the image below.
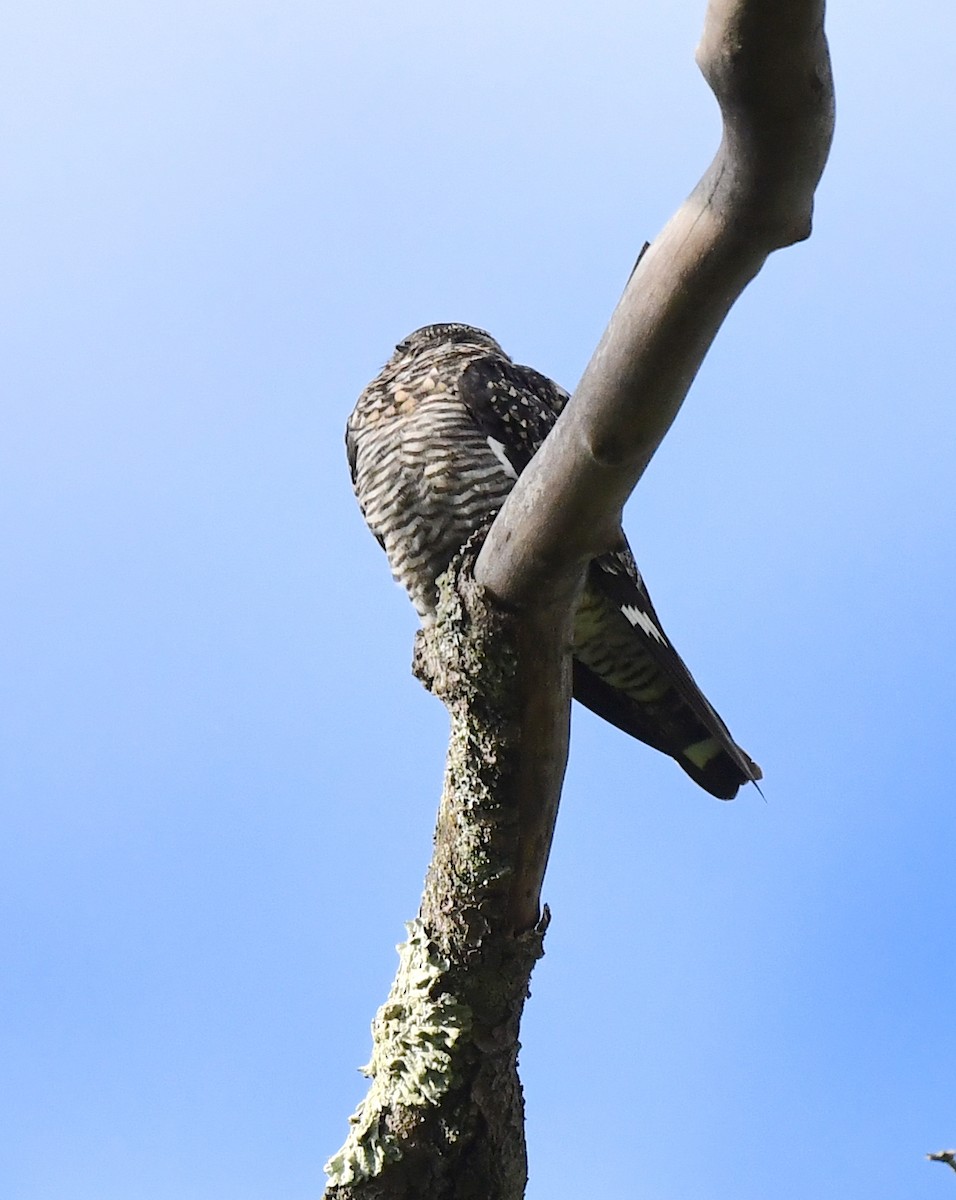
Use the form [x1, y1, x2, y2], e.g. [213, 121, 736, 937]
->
[324, 537, 548, 1200]
[323, 921, 473, 1186]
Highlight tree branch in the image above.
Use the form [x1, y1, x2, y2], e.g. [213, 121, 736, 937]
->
[328, 3, 834, 1196]
[476, 0, 833, 606]
[325, 542, 549, 1199]
[473, 0, 834, 926]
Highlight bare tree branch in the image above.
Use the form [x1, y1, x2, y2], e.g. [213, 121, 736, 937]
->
[476, 0, 834, 606]
[472, 0, 833, 934]
[328, 3, 834, 1197]
[325, 544, 548, 1199]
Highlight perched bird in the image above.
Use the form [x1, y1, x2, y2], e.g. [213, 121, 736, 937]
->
[346, 323, 760, 799]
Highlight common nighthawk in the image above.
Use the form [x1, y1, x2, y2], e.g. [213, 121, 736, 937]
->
[346, 323, 760, 799]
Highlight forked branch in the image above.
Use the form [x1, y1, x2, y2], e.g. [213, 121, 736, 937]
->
[327, 4, 833, 1197]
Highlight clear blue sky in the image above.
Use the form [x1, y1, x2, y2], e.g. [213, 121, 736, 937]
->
[3, 2, 955, 1198]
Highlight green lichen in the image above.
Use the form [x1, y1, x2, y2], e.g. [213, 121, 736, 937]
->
[324, 919, 473, 1187]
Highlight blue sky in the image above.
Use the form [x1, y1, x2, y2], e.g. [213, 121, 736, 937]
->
[3, 2, 955, 1197]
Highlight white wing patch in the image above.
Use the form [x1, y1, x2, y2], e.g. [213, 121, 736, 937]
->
[621, 603, 665, 644]
[486, 436, 519, 480]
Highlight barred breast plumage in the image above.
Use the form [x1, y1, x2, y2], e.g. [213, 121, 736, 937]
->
[346, 323, 761, 799]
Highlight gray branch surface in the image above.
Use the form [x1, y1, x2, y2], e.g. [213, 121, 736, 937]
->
[325, 543, 548, 1199]
[475, 0, 833, 933]
[327, 2, 833, 1197]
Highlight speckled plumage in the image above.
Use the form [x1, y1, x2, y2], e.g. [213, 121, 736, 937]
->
[346, 323, 760, 799]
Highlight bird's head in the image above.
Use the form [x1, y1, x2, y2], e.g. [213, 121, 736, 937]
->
[394, 323, 504, 358]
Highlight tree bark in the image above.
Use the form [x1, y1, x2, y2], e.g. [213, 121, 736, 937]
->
[326, 2, 834, 1196]
[324, 541, 549, 1199]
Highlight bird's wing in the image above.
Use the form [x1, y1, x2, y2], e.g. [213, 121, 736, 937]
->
[458, 353, 759, 799]
[458, 355, 569, 475]
[577, 544, 761, 798]
[345, 421, 358, 485]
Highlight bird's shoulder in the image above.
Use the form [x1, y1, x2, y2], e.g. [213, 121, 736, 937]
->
[347, 328, 570, 483]
[458, 355, 571, 476]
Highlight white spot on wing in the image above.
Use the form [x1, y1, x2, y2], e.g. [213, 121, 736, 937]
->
[486, 437, 519, 480]
[621, 603, 665, 644]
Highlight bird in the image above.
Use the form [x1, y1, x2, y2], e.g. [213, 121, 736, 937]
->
[346, 322, 761, 799]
